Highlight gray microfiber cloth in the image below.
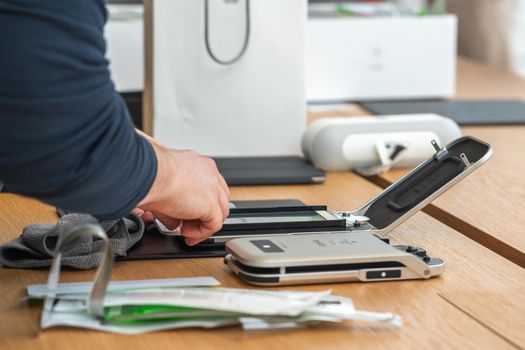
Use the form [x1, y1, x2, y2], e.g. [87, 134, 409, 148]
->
[0, 213, 144, 270]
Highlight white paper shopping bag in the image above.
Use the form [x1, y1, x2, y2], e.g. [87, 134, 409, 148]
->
[144, 0, 307, 157]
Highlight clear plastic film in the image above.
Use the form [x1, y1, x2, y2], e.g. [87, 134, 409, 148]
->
[37, 223, 402, 334]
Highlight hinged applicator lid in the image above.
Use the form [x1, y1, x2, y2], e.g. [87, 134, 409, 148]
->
[356, 136, 492, 235]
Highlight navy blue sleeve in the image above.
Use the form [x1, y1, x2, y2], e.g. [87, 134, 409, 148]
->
[0, 0, 157, 220]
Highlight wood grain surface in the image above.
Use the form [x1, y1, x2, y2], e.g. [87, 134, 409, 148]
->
[455, 57, 525, 100]
[306, 57, 525, 267]
[371, 58, 525, 267]
[1, 173, 524, 349]
[375, 126, 525, 268]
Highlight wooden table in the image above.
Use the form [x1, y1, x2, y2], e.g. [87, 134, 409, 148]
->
[369, 58, 525, 268]
[1, 172, 525, 349]
[308, 57, 525, 267]
[2, 57, 525, 349]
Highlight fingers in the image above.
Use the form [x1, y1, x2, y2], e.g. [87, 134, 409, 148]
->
[140, 150, 231, 246]
[181, 221, 214, 246]
[216, 168, 230, 221]
[152, 212, 181, 231]
[181, 203, 223, 245]
[132, 208, 155, 225]
[141, 211, 156, 224]
[198, 202, 224, 235]
[218, 186, 230, 219]
[153, 185, 227, 245]
[184, 237, 203, 246]
[132, 208, 144, 216]
[217, 173, 230, 197]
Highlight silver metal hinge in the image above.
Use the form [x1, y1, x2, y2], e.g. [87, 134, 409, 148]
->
[431, 140, 448, 160]
[336, 212, 370, 227]
[459, 153, 471, 167]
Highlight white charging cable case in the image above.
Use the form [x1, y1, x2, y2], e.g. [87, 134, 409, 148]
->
[302, 114, 461, 174]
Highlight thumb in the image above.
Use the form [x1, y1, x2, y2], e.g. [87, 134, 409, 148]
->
[153, 212, 181, 231]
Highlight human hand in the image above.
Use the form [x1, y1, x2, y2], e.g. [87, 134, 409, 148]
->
[137, 132, 230, 246]
[132, 207, 155, 225]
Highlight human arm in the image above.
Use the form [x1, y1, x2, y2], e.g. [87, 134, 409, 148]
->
[0, 0, 229, 245]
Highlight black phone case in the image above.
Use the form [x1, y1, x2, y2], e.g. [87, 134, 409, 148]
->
[121, 199, 309, 260]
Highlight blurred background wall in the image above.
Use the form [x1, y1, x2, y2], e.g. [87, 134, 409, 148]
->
[106, 0, 525, 79]
[447, 0, 525, 78]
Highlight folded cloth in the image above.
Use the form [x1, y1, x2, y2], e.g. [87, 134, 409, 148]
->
[0, 213, 144, 270]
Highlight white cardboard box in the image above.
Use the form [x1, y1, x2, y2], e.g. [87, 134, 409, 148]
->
[306, 15, 458, 102]
[105, 7, 457, 102]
